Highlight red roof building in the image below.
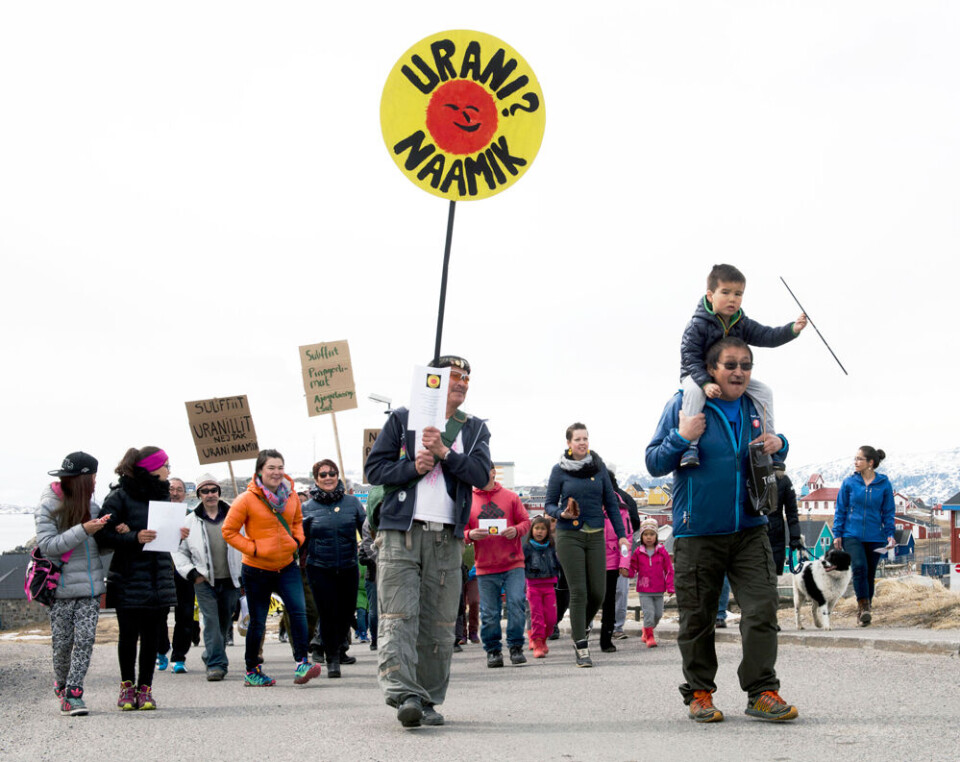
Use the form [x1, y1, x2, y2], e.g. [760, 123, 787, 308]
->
[798, 487, 840, 516]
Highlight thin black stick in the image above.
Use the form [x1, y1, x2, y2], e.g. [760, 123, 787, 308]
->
[433, 200, 457, 364]
[780, 276, 848, 376]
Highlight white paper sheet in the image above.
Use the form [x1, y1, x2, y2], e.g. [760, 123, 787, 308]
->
[479, 518, 508, 535]
[143, 501, 184, 553]
[407, 365, 449, 440]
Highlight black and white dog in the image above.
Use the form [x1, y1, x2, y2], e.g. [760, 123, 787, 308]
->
[792, 548, 853, 631]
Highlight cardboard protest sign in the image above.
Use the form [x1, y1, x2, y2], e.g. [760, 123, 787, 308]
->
[362, 428, 380, 479]
[299, 340, 358, 416]
[185, 395, 259, 465]
[381, 29, 545, 201]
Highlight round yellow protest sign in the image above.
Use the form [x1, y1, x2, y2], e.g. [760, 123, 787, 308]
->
[381, 30, 545, 201]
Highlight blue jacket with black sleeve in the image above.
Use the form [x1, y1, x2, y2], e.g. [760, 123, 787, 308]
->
[645, 392, 788, 538]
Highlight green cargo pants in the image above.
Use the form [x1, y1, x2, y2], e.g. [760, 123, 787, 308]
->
[673, 525, 780, 704]
[376, 523, 463, 707]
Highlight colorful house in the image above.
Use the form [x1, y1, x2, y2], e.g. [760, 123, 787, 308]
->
[647, 485, 672, 506]
[800, 473, 825, 497]
[797, 519, 833, 560]
[799, 487, 839, 517]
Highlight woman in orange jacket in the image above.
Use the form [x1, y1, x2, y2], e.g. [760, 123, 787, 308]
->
[222, 449, 321, 687]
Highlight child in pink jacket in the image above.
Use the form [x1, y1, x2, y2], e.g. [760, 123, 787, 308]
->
[600, 497, 632, 653]
[623, 518, 674, 647]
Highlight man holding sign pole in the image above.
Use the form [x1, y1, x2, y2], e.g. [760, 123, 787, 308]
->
[366, 355, 492, 728]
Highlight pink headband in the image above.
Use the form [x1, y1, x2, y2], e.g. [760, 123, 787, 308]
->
[137, 449, 169, 472]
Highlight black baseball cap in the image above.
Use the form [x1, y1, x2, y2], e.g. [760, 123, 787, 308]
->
[48, 451, 99, 477]
[429, 355, 471, 374]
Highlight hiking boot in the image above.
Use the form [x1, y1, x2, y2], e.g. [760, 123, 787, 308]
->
[745, 690, 799, 721]
[509, 645, 527, 665]
[688, 690, 723, 722]
[156, 653, 169, 671]
[857, 598, 872, 627]
[397, 695, 423, 728]
[294, 659, 322, 684]
[548, 625, 560, 641]
[171, 661, 187, 674]
[680, 446, 700, 468]
[60, 687, 88, 716]
[327, 660, 341, 678]
[612, 630, 628, 640]
[244, 665, 276, 687]
[117, 681, 137, 711]
[339, 653, 357, 665]
[136, 685, 156, 711]
[453, 643, 463, 653]
[421, 704, 445, 726]
[206, 668, 226, 682]
[715, 618, 727, 629]
[487, 650, 504, 668]
[574, 640, 592, 668]
[370, 640, 378, 651]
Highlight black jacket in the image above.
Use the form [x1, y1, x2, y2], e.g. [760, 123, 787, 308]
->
[365, 407, 492, 536]
[302, 487, 365, 570]
[524, 540, 561, 580]
[95, 473, 177, 609]
[766, 473, 801, 553]
[680, 297, 798, 387]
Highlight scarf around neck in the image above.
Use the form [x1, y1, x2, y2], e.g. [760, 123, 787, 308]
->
[309, 481, 345, 505]
[558, 450, 601, 479]
[256, 476, 291, 513]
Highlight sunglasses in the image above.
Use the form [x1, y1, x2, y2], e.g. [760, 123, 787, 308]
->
[719, 361, 753, 371]
[450, 370, 470, 384]
[198, 487, 220, 495]
[317, 471, 338, 479]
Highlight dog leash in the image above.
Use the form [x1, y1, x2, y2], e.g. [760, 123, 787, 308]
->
[788, 546, 812, 575]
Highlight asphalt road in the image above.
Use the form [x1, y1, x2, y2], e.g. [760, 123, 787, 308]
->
[2, 626, 958, 762]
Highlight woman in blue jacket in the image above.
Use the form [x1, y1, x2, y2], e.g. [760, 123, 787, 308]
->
[832, 445, 895, 627]
[302, 459, 366, 678]
[544, 423, 628, 667]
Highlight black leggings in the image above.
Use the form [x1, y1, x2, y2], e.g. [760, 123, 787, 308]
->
[600, 568, 620, 643]
[117, 608, 165, 686]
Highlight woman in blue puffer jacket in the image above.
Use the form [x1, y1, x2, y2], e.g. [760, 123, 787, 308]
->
[832, 445, 895, 627]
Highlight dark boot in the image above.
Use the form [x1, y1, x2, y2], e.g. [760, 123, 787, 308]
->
[857, 598, 872, 627]
[326, 660, 341, 678]
[600, 627, 616, 653]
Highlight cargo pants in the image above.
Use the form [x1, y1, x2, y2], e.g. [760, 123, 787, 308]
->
[376, 523, 463, 707]
[674, 525, 780, 704]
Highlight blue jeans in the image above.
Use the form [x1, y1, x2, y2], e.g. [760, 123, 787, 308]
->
[841, 537, 884, 601]
[356, 607, 368, 639]
[195, 579, 241, 672]
[242, 562, 309, 671]
[478, 567, 526, 653]
[717, 575, 731, 620]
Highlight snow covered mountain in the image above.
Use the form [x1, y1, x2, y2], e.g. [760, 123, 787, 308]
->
[616, 447, 960, 505]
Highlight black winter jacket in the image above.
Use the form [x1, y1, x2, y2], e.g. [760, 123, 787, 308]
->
[524, 540, 561, 579]
[302, 486, 365, 570]
[766, 473, 801, 553]
[96, 473, 177, 609]
[680, 297, 798, 387]
[365, 407, 492, 536]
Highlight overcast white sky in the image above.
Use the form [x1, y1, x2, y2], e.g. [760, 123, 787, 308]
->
[2, 2, 957, 507]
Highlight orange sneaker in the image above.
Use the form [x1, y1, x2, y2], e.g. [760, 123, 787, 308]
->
[745, 690, 799, 721]
[688, 690, 724, 723]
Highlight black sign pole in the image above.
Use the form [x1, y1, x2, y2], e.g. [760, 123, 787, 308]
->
[433, 200, 457, 364]
[780, 276, 849, 376]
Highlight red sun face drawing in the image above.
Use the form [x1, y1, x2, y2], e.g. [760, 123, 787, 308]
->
[425, 79, 499, 155]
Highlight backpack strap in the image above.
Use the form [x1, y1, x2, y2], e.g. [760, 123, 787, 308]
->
[384, 411, 468, 497]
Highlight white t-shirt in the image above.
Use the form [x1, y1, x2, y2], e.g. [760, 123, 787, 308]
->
[413, 431, 463, 525]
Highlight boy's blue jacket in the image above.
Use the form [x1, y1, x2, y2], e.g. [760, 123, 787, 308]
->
[832, 472, 895, 544]
[645, 392, 787, 538]
[681, 297, 798, 388]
